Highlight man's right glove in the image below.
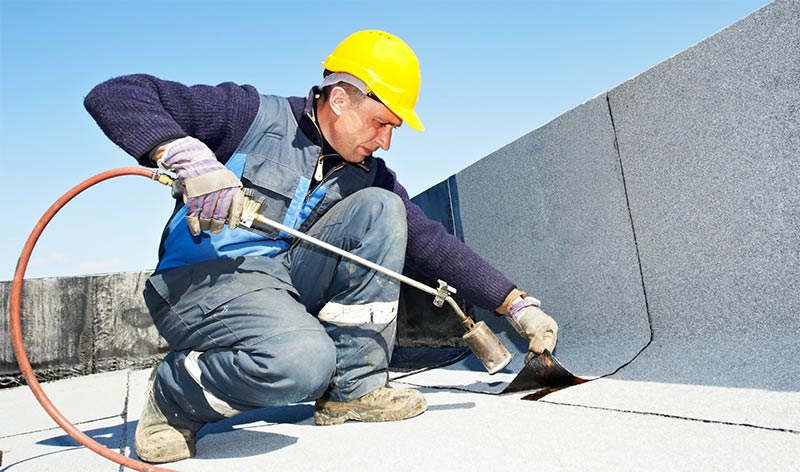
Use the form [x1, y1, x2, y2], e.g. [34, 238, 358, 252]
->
[505, 297, 559, 354]
[156, 136, 244, 236]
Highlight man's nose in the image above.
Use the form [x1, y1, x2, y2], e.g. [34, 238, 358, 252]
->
[375, 126, 393, 151]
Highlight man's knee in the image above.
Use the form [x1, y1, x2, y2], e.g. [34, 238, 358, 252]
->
[348, 188, 407, 246]
[356, 187, 405, 221]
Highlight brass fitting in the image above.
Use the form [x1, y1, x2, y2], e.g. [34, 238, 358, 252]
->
[151, 171, 175, 188]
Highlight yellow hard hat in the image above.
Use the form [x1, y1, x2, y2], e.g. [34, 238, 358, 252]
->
[322, 30, 424, 132]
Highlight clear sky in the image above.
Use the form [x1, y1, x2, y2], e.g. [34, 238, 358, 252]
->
[1, 0, 770, 281]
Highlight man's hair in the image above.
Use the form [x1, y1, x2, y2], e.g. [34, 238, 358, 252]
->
[320, 70, 368, 106]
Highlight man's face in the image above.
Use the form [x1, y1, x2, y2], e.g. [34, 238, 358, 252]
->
[327, 92, 402, 163]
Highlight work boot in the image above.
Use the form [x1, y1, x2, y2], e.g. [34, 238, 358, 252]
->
[314, 386, 427, 426]
[134, 370, 199, 463]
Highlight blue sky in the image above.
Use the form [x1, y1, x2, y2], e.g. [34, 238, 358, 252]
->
[1, 0, 769, 280]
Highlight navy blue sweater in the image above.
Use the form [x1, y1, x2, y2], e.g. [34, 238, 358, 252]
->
[84, 74, 515, 311]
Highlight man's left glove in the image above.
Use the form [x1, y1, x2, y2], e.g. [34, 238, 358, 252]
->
[156, 136, 244, 236]
[505, 297, 558, 354]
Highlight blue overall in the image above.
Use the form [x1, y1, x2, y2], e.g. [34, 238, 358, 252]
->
[143, 95, 407, 427]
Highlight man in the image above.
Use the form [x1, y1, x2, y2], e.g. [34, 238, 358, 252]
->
[85, 30, 558, 464]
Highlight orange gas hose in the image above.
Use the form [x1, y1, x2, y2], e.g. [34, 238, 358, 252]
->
[9, 167, 178, 472]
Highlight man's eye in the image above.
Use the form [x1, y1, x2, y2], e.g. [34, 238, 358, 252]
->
[374, 120, 398, 130]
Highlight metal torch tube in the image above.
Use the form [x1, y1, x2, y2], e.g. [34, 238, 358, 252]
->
[253, 214, 443, 299]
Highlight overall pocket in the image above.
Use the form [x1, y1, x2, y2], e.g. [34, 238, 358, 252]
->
[242, 151, 304, 238]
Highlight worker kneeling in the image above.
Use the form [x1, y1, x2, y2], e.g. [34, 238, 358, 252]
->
[84, 29, 558, 464]
[137, 187, 418, 462]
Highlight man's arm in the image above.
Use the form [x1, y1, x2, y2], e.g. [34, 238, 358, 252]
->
[390, 180, 521, 313]
[84, 74, 260, 235]
[390, 178, 557, 354]
[83, 73, 260, 166]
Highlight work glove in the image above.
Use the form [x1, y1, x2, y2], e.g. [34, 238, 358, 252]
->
[157, 136, 244, 236]
[505, 297, 558, 354]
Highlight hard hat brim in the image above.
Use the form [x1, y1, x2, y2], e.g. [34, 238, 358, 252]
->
[398, 109, 424, 132]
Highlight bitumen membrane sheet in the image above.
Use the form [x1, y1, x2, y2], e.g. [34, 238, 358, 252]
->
[455, 95, 653, 380]
[391, 309, 594, 396]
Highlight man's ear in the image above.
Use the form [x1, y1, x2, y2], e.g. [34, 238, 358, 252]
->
[327, 86, 350, 116]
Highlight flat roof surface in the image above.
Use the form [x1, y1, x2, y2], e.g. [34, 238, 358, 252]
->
[2, 363, 798, 472]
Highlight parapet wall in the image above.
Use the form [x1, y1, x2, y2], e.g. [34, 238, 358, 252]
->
[0, 272, 167, 387]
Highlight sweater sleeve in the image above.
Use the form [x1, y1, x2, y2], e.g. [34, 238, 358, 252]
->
[392, 179, 516, 312]
[83, 73, 260, 166]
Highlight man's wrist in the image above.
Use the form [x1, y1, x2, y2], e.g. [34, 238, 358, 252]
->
[148, 136, 186, 165]
[497, 288, 527, 315]
[508, 296, 542, 320]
